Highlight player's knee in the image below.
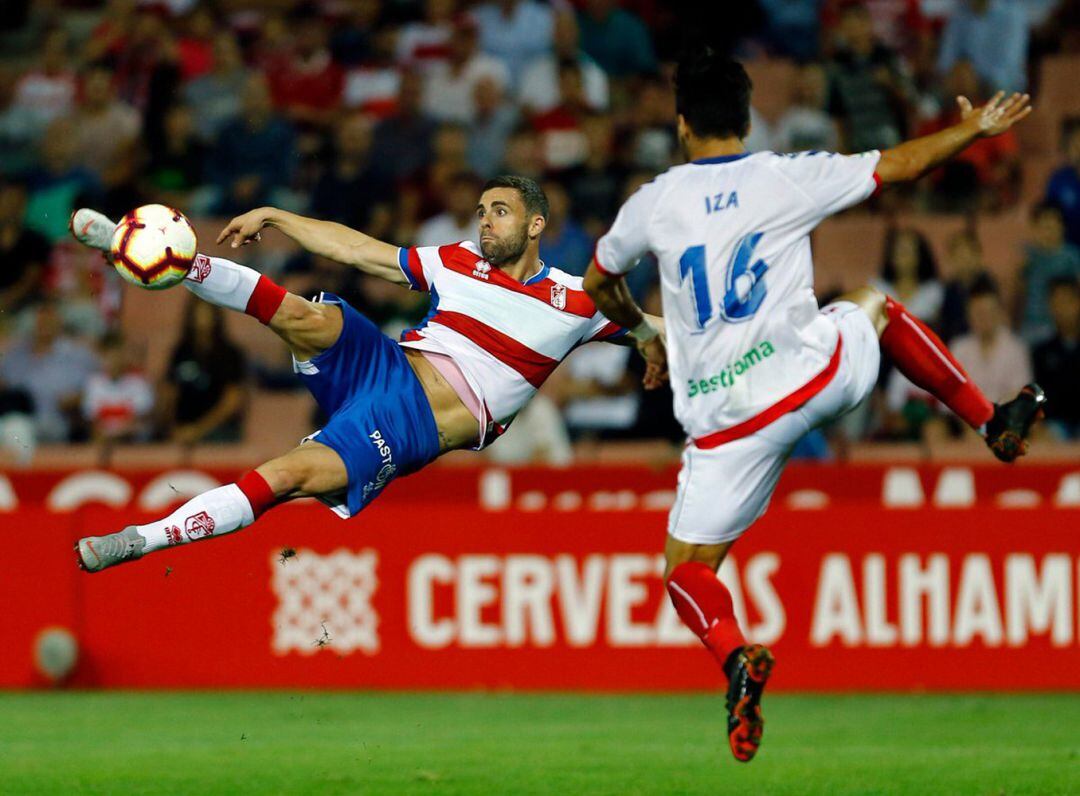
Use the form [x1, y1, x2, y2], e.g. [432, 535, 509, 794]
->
[840, 285, 888, 336]
[272, 294, 324, 332]
[255, 460, 307, 497]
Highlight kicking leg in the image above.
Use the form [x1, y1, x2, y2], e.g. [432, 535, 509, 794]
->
[75, 442, 347, 572]
[665, 536, 774, 763]
[70, 208, 341, 361]
[843, 285, 1045, 461]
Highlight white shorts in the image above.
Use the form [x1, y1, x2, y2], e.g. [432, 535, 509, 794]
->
[668, 301, 880, 545]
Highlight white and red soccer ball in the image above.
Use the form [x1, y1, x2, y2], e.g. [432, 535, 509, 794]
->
[109, 204, 197, 290]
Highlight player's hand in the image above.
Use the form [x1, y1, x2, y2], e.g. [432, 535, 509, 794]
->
[637, 335, 669, 390]
[216, 208, 272, 248]
[958, 91, 1032, 138]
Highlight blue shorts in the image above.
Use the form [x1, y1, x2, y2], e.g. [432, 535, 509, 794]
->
[297, 294, 440, 517]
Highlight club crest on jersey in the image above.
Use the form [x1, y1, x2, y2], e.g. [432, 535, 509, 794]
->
[472, 260, 491, 280]
[550, 284, 567, 310]
[187, 253, 212, 283]
[184, 511, 216, 540]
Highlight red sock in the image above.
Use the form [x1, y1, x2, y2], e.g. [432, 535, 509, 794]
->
[881, 297, 994, 429]
[245, 275, 287, 325]
[667, 562, 745, 672]
[236, 470, 277, 519]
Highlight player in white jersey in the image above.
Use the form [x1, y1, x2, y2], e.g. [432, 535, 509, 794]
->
[71, 176, 662, 570]
[583, 51, 1044, 762]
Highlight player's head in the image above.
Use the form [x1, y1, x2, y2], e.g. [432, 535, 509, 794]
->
[674, 49, 752, 151]
[477, 175, 549, 266]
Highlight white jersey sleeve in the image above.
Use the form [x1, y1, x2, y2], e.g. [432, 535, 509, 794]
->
[770, 150, 881, 221]
[397, 243, 449, 292]
[594, 179, 664, 276]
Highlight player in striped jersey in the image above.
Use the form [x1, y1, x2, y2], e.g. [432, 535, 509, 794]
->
[71, 175, 665, 570]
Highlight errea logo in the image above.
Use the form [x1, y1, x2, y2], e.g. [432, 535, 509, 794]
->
[472, 260, 491, 280]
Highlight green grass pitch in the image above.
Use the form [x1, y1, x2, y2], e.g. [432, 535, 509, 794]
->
[1, 692, 1077, 794]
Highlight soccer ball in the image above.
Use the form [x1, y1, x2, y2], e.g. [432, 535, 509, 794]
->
[109, 204, 198, 290]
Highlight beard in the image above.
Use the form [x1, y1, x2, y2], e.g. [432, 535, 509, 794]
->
[479, 225, 529, 265]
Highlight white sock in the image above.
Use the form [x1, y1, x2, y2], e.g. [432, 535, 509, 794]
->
[184, 254, 261, 313]
[136, 484, 256, 554]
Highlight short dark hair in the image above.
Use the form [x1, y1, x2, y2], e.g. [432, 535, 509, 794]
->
[1032, 201, 1063, 222]
[482, 175, 549, 220]
[1048, 275, 1080, 296]
[674, 49, 752, 140]
[969, 273, 1000, 300]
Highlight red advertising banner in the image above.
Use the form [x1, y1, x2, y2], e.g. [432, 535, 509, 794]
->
[2, 467, 1078, 692]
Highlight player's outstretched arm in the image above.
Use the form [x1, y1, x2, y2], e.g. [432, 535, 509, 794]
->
[584, 260, 668, 389]
[875, 91, 1031, 184]
[216, 207, 408, 287]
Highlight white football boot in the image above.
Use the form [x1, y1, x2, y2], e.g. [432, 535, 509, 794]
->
[76, 526, 148, 573]
[69, 208, 118, 252]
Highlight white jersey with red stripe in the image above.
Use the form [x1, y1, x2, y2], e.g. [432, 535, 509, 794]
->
[595, 149, 881, 443]
[396, 240, 625, 445]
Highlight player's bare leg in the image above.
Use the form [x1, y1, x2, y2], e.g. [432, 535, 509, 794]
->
[665, 536, 774, 763]
[841, 285, 1046, 461]
[76, 441, 347, 572]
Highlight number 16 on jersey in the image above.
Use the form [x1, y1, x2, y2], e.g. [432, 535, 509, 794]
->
[679, 231, 769, 331]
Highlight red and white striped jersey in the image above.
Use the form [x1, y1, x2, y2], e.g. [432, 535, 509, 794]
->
[396, 241, 626, 445]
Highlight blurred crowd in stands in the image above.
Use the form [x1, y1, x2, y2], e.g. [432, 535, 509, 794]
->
[0, 0, 1078, 465]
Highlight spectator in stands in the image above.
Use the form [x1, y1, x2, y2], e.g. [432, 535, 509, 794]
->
[161, 299, 247, 445]
[12, 27, 77, 139]
[396, 0, 456, 70]
[0, 301, 98, 442]
[0, 376, 35, 465]
[552, 343, 639, 440]
[68, 63, 142, 187]
[473, 0, 554, 86]
[145, 103, 208, 210]
[626, 75, 678, 172]
[940, 229, 993, 341]
[0, 180, 49, 315]
[23, 117, 101, 243]
[937, 0, 1029, 94]
[416, 123, 472, 215]
[415, 171, 480, 247]
[82, 332, 153, 444]
[826, 3, 913, 152]
[1032, 276, 1080, 440]
[873, 227, 944, 324]
[519, 9, 608, 114]
[951, 278, 1033, 404]
[539, 180, 593, 276]
[773, 62, 839, 153]
[370, 69, 437, 181]
[919, 61, 1020, 212]
[183, 31, 253, 144]
[1045, 124, 1080, 248]
[263, 7, 344, 135]
[421, 14, 509, 124]
[109, 9, 182, 152]
[1017, 203, 1080, 341]
[566, 114, 623, 238]
[499, 125, 544, 181]
[576, 0, 657, 79]
[341, 26, 403, 118]
[0, 65, 38, 177]
[310, 112, 392, 229]
[759, 0, 824, 61]
[466, 75, 520, 178]
[175, 4, 215, 82]
[330, 0, 383, 67]
[530, 62, 591, 172]
[208, 75, 296, 216]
